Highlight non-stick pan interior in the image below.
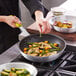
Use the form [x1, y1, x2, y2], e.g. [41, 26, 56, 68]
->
[19, 34, 66, 52]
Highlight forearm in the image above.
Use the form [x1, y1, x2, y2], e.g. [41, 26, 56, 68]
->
[0, 16, 6, 22]
[35, 10, 44, 21]
[22, 0, 44, 19]
[0, 16, 21, 28]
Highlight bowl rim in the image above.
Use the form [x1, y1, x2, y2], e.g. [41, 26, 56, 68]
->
[19, 34, 66, 58]
[0, 62, 38, 76]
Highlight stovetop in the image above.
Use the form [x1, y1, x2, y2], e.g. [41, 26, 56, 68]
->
[12, 45, 76, 76]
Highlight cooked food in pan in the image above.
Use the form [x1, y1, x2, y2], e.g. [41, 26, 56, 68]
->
[0, 67, 30, 76]
[54, 21, 72, 28]
[23, 41, 60, 57]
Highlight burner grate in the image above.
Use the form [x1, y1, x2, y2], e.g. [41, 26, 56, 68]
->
[12, 54, 63, 70]
[52, 69, 76, 76]
[12, 45, 76, 76]
[48, 46, 76, 76]
[59, 52, 76, 72]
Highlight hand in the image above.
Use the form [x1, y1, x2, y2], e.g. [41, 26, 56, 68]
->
[4, 16, 21, 28]
[36, 18, 51, 34]
[35, 10, 51, 34]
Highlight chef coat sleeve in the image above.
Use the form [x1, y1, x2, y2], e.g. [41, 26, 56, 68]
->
[21, 0, 45, 19]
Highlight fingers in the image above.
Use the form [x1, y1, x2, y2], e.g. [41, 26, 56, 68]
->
[4, 16, 22, 28]
[10, 23, 17, 28]
[39, 21, 51, 34]
[10, 16, 21, 28]
[13, 16, 21, 24]
[40, 21, 47, 33]
[45, 21, 51, 33]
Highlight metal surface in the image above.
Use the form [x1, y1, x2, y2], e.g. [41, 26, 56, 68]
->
[0, 62, 38, 76]
[19, 26, 30, 40]
[19, 34, 66, 62]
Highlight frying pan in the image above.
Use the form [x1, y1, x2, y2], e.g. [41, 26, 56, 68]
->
[19, 34, 66, 62]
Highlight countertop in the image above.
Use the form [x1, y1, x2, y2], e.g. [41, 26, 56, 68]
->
[0, 43, 20, 64]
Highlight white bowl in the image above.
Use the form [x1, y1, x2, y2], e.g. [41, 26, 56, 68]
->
[0, 62, 38, 76]
[49, 15, 76, 33]
[53, 25, 76, 33]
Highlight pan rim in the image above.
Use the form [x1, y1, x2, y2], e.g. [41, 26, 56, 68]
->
[19, 34, 66, 58]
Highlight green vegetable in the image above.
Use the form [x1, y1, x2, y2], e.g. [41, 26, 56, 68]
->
[27, 42, 34, 45]
[1, 71, 9, 76]
[15, 68, 23, 71]
[0, 68, 30, 76]
[29, 50, 35, 54]
[50, 43, 59, 49]
[25, 41, 60, 57]
[9, 72, 17, 76]
[25, 74, 30, 76]
[16, 69, 30, 76]
[16, 70, 24, 75]
[49, 48, 60, 52]
[32, 45, 39, 48]
[0, 73, 1, 76]
[11, 68, 16, 72]
[3, 69, 10, 73]
[39, 49, 46, 56]
[24, 69, 29, 74]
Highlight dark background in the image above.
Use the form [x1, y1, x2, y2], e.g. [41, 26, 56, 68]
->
[19, 0, 67, 27]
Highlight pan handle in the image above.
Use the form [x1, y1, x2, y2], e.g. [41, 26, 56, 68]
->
[19, 26, 30, 41]
[9, 15, 30, 41]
